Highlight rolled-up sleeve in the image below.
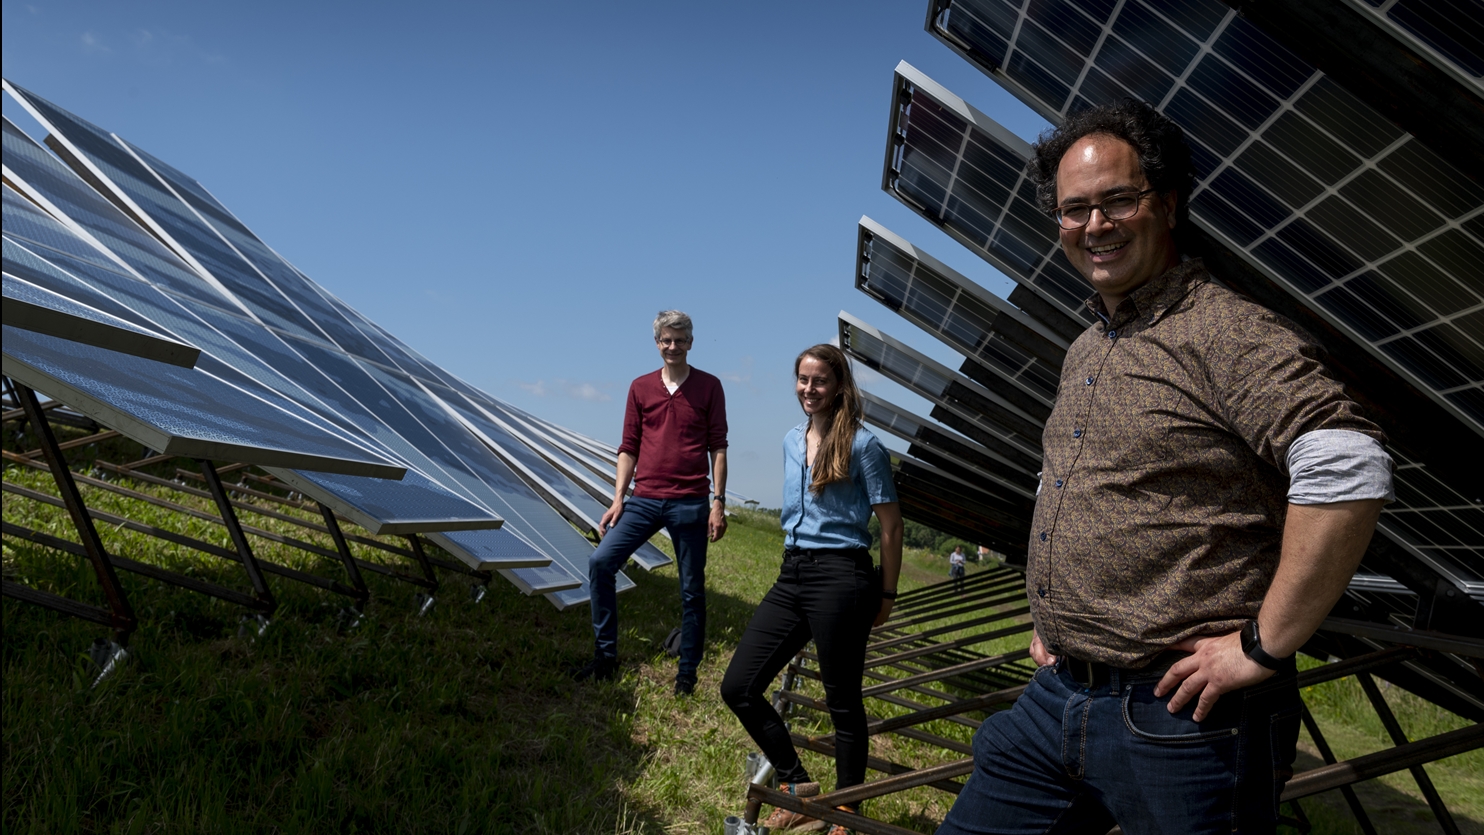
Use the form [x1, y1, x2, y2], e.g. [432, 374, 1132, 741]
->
[858, 433, 898, 505]
[708, 379, 728, 452]
[1286, 429, 1395, 504]
[617, 383, 643, 458]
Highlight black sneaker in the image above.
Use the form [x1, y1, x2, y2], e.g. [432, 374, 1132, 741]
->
[673, 678, 695, 697]
[570, 657, 616, 682]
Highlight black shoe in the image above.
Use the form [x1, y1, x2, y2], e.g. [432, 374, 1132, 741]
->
[674, 678, 695, 697]
[570, 657, 616, 682]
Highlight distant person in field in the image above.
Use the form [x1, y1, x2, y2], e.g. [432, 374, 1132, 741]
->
[721, 344, 902, 834]
[570, 310, 728, 697]
[948, 545, 966, 593]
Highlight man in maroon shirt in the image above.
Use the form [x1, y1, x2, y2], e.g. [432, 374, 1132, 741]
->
[571, 310, 728, 695]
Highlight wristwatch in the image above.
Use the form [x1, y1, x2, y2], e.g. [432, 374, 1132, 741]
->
[1240, 620, 1290, 670]
[712, 494, 726, 505]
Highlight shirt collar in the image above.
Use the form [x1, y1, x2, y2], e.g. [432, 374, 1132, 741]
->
[1084, 258, 1208, 332]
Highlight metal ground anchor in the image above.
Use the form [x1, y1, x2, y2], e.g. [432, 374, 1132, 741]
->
[733, 753, 775, 834]
[237, 613, 271, 639]
[414, 592, 436, 617]
[469, 583, 487, 604]
[87, 638, 128, 688]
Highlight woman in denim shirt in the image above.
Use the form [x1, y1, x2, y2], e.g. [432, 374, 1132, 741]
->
[721, 344, 903, 833]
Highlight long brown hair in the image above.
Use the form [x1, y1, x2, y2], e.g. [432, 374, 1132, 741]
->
[795, 344, 864, 495]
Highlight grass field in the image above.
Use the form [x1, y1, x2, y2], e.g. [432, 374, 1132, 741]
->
[2, 437, 1480, 833]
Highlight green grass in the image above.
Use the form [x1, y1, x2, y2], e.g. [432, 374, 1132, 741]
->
[2, 433, 1480, 833]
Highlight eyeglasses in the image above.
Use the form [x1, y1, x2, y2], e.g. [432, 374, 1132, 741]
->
[1050, 189, 1156, 230]
[657, 338, 692, 347]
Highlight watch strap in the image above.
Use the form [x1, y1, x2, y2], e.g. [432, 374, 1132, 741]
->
[1242, 620, 1288, 670]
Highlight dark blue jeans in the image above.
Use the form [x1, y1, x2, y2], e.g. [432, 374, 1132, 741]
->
[936, 658, 1301, 835]
[588, 496, 710, 682]
[720, 548, 880, 789]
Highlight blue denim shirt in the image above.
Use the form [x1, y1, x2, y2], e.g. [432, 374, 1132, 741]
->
[781, 422, 898, 550]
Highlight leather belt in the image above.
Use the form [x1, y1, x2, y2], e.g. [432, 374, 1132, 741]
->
[1062, 656, 1113, 688]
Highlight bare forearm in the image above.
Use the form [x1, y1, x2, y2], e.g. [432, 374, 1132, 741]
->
[1260, 499, 1384, 657]
[710, 449, 728, 498]
[875, 503, 903, 592]
[612, 452, 637, 503]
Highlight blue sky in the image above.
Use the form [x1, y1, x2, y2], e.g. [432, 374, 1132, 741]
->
[2, 0, 1052, 505]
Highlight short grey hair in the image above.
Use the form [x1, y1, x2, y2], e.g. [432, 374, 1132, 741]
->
[653, 310, 693, 341]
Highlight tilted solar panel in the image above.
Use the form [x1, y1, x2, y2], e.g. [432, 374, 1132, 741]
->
[3, 271, 200, 368]
[838, 311, 1042, 477]
[2, 325, 404, 478]
[3, 82, 643, 592]
[918, 1, 1484, 430]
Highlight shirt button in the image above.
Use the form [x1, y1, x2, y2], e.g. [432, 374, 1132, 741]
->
[1085, 377, 1094, 386]
[1108, 329, 1118, 339]
[1039, 531, 1048, 542]
[1073, 429, 1083, 438]
[1055, 479, 1064, 488]
[1037, 587, 1047, 598]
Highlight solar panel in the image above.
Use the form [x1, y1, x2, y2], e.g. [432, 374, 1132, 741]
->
[856, 217, 1068, 416]
[838, 311, 1042, 477]
[1340, 0, 1483, 88]
[2, 325, 404, 479]
[917, 2, 1484, 430]
[3, 271, 199, 368]
[3, 81, 654, 595]
[860, 389, 1035, 500]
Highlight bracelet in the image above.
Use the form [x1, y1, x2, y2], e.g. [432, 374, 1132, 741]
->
[881, 589, 898, 600]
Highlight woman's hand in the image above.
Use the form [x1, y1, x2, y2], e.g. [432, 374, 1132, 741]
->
[873, 597, 894, 627]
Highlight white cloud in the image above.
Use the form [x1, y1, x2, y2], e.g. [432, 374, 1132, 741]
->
[80, 31, 111, 54]
[516, 378, 611, 402]
[566, 382, 610, 402]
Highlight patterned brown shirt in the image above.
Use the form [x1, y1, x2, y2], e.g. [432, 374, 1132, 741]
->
[1028, 259, 1383, 668]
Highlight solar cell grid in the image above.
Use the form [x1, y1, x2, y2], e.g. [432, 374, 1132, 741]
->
[914, 4, 1484, 427]
[856, 219, 1067, 408]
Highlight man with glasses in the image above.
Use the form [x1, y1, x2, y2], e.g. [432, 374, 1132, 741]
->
[572, 310, 728, 697]
[935, 101, 1392, 833]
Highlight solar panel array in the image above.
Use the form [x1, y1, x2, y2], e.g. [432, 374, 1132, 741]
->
[924, 0, 1483, 431]
[3, 80, 672, 609]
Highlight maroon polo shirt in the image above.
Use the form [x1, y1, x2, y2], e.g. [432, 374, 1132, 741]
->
[618, 368, 727, 499]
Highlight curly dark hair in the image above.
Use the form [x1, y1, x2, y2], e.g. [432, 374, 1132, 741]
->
[1027, 99, 1193, 239]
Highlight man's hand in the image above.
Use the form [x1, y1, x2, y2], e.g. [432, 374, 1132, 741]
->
[873, 598, 894, 627]
[1029, 629, 1057, 667]
[598, 499, 624, 538]
[1155, 631, 1274, 721]
[708, 502, 727, 542]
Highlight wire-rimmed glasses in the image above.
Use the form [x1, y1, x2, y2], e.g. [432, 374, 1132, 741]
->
[1050, 189, 1156, 230]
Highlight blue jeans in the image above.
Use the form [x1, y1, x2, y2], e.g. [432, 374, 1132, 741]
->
[588, 496, 710, 682]
[936, 658, 1301, 835]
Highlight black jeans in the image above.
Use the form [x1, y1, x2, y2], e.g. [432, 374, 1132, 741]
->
[721, 548, 880, 789]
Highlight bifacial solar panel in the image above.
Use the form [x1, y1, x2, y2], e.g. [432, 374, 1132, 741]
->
[1343, 0, 1484, 87]
[3, 82, 655, 593]
[3, 271, 200, 368]
[860, 389, 1035, 499]
[2, 325, 405, 478]
[839, 311, 1042, 477]
[919, 2, 1484, 430]
[856, 217, 1068, 417]
[3, 168, 536, 567]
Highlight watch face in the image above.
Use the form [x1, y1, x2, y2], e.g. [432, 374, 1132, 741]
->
[1241, 620, 1259, 654]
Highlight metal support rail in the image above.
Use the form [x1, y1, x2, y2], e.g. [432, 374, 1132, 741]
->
[2, 383, 135, 642]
